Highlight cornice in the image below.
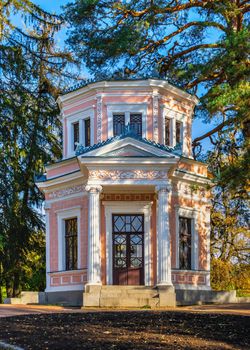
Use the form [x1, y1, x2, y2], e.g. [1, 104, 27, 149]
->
[57, 79, 199, 106]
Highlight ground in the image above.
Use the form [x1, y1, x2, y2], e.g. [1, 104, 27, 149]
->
[0, 304, 249, 350]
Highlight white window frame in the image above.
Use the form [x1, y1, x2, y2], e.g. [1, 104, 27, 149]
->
[57, 207, 81, 271]
[162, 107, 186, 149]
[66, 108, 94, 157]
[175, 206, 199, 270]
[107, 103, 147, 139]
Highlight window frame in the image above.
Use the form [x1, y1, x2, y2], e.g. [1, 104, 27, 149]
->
[65, 217, 78, 271]
[175, 206, 199, 270]
[66, 108, 94, 157]
[162, 107, 186, 149]
[179, 216, 192, 270]
[57, 208, 81, 271]
[107, 103, 147, 139]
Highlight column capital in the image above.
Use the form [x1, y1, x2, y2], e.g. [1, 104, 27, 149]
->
[155, 184, 171, 194]
[85, 185, 102, 193]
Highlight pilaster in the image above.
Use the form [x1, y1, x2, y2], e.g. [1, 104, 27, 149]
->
[85, 185, 102, 285]
[156, 184, 173, 286]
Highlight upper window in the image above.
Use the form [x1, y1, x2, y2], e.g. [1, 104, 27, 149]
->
[179, 217, 192, 270]
[84, 118, 91, 147]
[165, 118, 171, 146]
[73, 122, 79, 151]
[113, 114, 125, 136]
[113, 112, 142, 137]
[65, 217, 78, 271]
[176, 121, 183, 145]
[130, 113, 142, 137]
[68, 113, 93, 155]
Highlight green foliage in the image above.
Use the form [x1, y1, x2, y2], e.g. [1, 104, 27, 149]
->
[211, 258, 250, 292]
[0, 1, 75, 298]
[64, 1, 250, 195]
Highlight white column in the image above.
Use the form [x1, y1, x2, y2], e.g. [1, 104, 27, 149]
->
[85, 185, 102, 285]
[156, 185, 173, 286]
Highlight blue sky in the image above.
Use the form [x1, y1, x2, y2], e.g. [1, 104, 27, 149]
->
[31, 1, 213, 150]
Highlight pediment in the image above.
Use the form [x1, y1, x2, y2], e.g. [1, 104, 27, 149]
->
[100, 145, 155, 157]
[79, 136, 179, 159]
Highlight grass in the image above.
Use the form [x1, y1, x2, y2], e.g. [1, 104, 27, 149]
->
[236, 289, 250, 297]
[0, 287, 7, 303]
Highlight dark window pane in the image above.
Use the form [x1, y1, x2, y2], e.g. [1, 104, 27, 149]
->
[165, 118, 170, 146]
[179, 217, 192, 270]
[73, 122, 79, 150]
[113, 114, 125, 136]
[130, 113, 142, 137]
[84, 118, 90, 147]
[176, 121, 182, 144]
[65, 218, 78, 270]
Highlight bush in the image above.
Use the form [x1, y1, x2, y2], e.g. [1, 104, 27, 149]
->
[211, 258, 250, 293]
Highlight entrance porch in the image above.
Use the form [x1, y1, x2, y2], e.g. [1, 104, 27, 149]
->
[83, 186, 176, 308]
[77, 136, 180, 307]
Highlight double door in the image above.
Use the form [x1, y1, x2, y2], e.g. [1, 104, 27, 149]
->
[112, 214, 144, 285]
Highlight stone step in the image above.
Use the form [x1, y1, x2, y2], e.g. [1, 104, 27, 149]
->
[100, 286, 158, 298]
[100, 296, 159, 308]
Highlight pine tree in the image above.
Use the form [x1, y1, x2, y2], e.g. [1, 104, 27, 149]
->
[64, 0, 250, 190]
[0, 1, 75, 297]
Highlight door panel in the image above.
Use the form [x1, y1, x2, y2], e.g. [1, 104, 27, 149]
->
[112, 214, 144, 285]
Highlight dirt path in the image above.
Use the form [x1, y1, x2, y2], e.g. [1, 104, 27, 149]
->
[0, 303, 249, 317]
[0, 307, 249, 349]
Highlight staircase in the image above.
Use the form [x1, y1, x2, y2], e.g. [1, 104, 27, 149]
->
[83, 285, 176, 308]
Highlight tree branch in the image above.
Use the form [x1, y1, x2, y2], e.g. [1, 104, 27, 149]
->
[192, 118, 236, 146]
[139, 21, 226, 53]
[116, 1, 210, 17]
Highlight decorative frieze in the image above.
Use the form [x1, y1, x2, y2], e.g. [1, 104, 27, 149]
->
[152, 90, 159, 142]
[172, 182, 207, 198]
[102, 193, 154, 201]
[47, 184, 85, 200]
[96, 94, 102, 142]
[89, 169, 168, 180]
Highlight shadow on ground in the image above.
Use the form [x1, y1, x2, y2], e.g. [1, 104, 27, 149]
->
[0, 311, 249, 349]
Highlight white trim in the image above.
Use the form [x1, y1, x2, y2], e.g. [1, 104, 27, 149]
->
[57, 208, 81, 271]
[45, 284, 84, 292]
[162, 106, 186, 150]
[45, 191, 88, 204]
[107, 104, 148, 139]
[175, 207, 199, 270]
[79, 136, 179, 158]
[66, 108, 94, 157]
[57, 79, 199, 105]
[103, 201, 152, 286]
[174, 284, 211, 291]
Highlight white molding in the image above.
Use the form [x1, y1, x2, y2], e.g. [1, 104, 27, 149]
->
[45, 284, 84, 292]
[45, 192, 87, 205]
[175, 207, 199, 270]
[103, 201, 153, 286]
[57, 79, 199, 105]
[174, 284, 211, 291]
[79, 136, 179, 159]
[57, 208, 81, 272]
[107, 103, 148, 139]
[55, 205, 82, 214]
[37, 173, 85, 190]
[66, 108, 94, 158]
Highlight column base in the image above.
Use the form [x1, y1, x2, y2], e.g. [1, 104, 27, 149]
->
[83, 284, 102, 307]
[157, 285, 176, 307]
